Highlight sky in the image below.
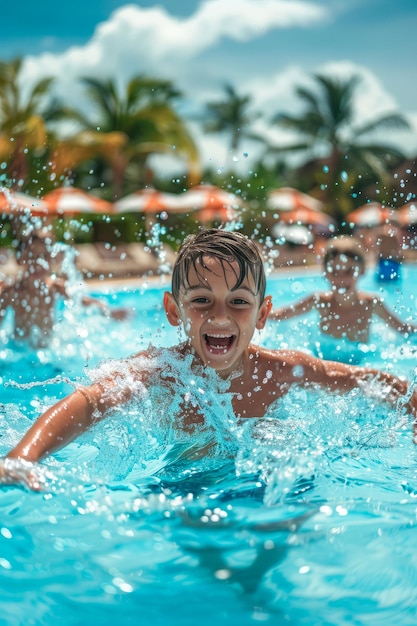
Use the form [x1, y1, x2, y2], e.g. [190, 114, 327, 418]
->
[2, 0, 417, 182]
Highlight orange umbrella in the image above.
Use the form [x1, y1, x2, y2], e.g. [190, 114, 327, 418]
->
[178, 184, 242, 223]
[278, 207, 335, 229]
[347, 202, 397, 228]
[266, 187, 324, 212]
[0, 187, 47, 216]
[397, 201, 417, 227]
[114, 187, 186, 214]
[42, 186, 114, 216]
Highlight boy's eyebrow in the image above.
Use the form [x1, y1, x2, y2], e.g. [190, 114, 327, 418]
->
[182, 283, 257, 295]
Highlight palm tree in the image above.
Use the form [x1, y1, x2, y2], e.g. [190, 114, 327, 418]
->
[0, 57, 65, 190]
[202, 83, 261, 167]
[269, 73, 410, 223]
[72, 76, 200, 197]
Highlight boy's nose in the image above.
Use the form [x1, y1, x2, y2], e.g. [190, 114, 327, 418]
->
[208, 316, 230, 325]
[208, 304, 230, 324]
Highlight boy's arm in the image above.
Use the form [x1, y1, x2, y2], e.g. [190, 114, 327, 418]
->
[0, 382, 117, 489]
[269, 294, 317, 322]
[294, 351, 417, 435]
[55, 278, 131, 320]
[373, 298, 417, 335]
[5, 384, 108, 464]
[80, 295, 132, 320]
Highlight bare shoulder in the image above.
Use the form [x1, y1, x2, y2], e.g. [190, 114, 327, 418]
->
[248, 344, 315, 372]
[358, 291, 381, 306]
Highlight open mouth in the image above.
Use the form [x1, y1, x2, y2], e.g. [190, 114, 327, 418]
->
[204, 333, 236, 354]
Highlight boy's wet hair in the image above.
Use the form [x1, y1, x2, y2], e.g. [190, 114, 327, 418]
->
[172, 228, 266, 304]
[323, 235, 365, 267]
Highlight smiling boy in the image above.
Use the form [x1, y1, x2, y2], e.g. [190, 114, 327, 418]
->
[1, 229, 416, 488]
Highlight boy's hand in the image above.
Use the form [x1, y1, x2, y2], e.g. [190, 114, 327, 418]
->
[0, 457, 46, 491]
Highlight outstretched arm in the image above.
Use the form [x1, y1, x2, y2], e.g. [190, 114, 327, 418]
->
[5, 384, 108, 464]
[269, 294, 317, 322]
[54, 277, 132, 320]
[80, 294, 132, 320]
[298, 351, 417, 438]
[373, 297, 417, 336]
[0, 383, 114, 488]
[274, 348, 417, 439]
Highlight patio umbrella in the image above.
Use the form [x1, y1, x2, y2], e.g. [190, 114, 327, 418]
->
[266, 187, 324, 212]
[178, 184, 243, 224]
[277, 207, 335, 230]
[272, 223, 314, 246]
[114, 187, 191, 237]
[0, 187, 47, 216]
[397, 201, 417, 227]
[114, 187, 186, 214]
[42, 186, 114, 216]
[347, 202, 397, 228]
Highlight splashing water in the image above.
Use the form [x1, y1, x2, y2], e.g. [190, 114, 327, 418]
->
[1, 267, 417, 624]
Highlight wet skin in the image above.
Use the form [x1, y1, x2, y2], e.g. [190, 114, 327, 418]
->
[1, 255, 416, 489]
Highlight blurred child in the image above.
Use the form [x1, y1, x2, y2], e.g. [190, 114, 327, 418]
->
[269, 235, 417, 362]
[0, 228, 131, 348]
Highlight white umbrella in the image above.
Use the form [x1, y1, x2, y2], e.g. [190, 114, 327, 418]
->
[114, 187, 186, 214]
[272, 223, 314, 246]
[42, 186, 114, 215]
[347, 202, 397, 228]
[0, 187, 47, 215]
[397, 201, 417, 227]
[178, 184, 243, 223]
[266, 187, 324, 212]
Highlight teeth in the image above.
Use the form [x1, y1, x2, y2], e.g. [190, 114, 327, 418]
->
[207, 333, 231, 339]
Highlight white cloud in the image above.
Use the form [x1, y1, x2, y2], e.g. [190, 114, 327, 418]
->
[21, 0, 328, 95]
[16, 1, 417, 177]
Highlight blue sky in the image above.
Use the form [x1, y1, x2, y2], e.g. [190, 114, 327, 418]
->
[2, 0, 417, 178]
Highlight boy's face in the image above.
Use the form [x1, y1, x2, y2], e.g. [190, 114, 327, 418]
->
[164, 255, 271, 378]
[325, 252, 363, 290]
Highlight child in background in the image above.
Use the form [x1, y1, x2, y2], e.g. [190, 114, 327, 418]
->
[0, 229, 416, 489]
[0, 228, 131, 348]
[269, 235, 417, 363]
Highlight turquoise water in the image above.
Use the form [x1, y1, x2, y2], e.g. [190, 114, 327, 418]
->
[1, 266, 417, 625]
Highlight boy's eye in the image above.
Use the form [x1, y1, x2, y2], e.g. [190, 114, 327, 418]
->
[232, 298, 249, 305]
[191, 297, 210, 304]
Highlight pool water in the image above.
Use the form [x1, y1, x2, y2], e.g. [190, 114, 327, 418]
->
[1, 265, 417, 625]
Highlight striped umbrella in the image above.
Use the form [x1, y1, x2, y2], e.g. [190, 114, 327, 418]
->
[42, 186, 114, 216]
[0, 187, 47, 216]
[266, 187, 324, 212]
[347, 202, 397, 228]
[397, 201, 417, 227]
[178, 184, 242, 223]
[277, 207, 335, 228]
[114, 187, 186, 214]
